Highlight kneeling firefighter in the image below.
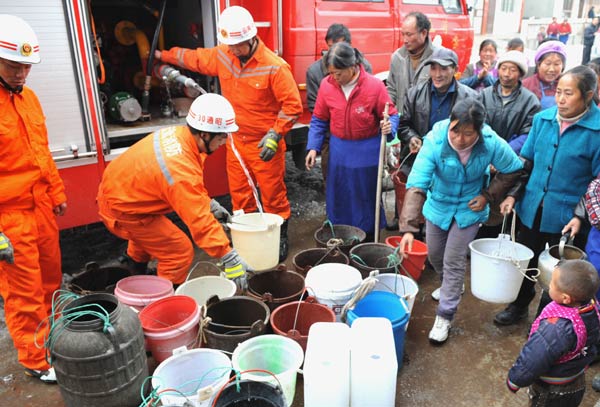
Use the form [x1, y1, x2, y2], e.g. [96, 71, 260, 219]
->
[97, 93, 249, 290]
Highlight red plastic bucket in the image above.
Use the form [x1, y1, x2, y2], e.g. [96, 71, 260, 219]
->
[114, 275, 174, 311]
[138, 295, 201, 362]
[385, 236, 428, 281]
[270, 299, 336, 351]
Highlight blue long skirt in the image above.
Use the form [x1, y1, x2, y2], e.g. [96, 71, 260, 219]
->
[325, 134, 386, 234]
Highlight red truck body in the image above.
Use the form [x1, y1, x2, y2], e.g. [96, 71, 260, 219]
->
[0, 0, 472, 230]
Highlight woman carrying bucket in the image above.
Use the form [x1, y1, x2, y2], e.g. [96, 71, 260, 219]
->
[397, 99, 524, 344]
[494, 65, 600, 326]
[305, 41, 399, 241]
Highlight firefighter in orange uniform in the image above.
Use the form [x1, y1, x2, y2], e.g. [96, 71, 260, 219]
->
[155, 6, 303, 261]
[0, 15, 67, 383]
[97, 93, 249, 289]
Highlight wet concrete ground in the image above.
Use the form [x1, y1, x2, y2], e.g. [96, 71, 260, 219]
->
[1, 185, 600, 406]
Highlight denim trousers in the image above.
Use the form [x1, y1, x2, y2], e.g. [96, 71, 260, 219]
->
[426, 220, 480, 321]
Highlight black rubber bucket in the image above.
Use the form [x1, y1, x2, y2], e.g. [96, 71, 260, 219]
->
[214, 380, 286, 407]
[313, 224, 366, 254]
[292, 247, 349, 276]
[349, 243, 401, 279]
[67, 262, 131, 295]
[203, 296, 270, 353]
[52, 293, 147, 407]
[247, 266, 305, 311]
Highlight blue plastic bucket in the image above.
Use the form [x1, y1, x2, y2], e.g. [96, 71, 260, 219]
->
[346, 291, 410, 368]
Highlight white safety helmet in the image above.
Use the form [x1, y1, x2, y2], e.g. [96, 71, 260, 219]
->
[217, 6, 257, 45]
[0, 15, 40, 64]
[186, 93, 239, 133]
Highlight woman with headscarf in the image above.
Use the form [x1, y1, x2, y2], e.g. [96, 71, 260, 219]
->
[521, 40, 567, 110]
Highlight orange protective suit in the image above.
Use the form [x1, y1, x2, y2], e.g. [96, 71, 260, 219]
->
[160, 39, 302, 219]
[0, 85, 65, 370]
[97, 126, 231, 284]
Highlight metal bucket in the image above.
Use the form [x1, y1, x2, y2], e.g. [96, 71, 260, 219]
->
[538, 243, 587, 291]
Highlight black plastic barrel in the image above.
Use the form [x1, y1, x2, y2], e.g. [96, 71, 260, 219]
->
[51, 293, 148, 407]
[214, 380, 286, 407]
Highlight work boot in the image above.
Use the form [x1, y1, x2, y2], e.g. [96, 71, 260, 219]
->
[279, 219, 289, 263]
[592, 373, 600, 392]
[494, 304, 528, 326]
[118, 253, 149, 275]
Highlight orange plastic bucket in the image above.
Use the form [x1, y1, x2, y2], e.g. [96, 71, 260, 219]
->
[385, 236, 428, 281]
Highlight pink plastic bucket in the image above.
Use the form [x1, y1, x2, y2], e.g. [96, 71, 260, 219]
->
[114, 275, 174, 311]
[138, 295, 201, 362]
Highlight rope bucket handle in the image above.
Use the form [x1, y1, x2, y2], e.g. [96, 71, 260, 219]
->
[499, 210, 540, 282]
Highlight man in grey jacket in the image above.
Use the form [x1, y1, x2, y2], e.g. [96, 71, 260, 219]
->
[387, 12, 435, 111]
[398, 47, 478, 173]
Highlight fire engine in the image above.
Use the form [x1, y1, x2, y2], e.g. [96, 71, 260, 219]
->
[1, 0, 473, 230]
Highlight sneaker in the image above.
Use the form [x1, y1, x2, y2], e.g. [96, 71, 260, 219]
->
[429, 315, 451, 344]
[494, 304, 528, 326]
[24, 367, 57, 384]
[431, 284, 465, 301]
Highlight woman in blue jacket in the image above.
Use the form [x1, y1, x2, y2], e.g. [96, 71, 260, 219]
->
[398, 99, 523, 344]
[494, 65, 600, 326]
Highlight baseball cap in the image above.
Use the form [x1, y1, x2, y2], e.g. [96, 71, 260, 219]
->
[425, 47, 458, 67]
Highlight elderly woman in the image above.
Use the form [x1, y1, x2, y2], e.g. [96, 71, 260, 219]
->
[495, 66, 600, 326]
[305, 42, 398, 240]
[522, 41, 567, 110]
[460, 39, 498, 92]
[398, 99, 523, 344]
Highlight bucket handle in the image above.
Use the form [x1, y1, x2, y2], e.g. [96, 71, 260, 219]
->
[184, 261, 222, 282]
[498, 211, 540, 282]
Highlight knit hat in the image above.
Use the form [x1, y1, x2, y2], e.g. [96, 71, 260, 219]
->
[496, 50, 528, 76]
[534, 40, 567, 64]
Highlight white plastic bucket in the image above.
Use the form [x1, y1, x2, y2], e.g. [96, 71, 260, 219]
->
[372, 273, 419, 330]
[469, 236, 534, 303]
[305, 263, 362, 322]
[232, 334, 304, 407]
[152, 348, 232, 407]
[175, 276, 236, 307]
[228, 213, 283, 271]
